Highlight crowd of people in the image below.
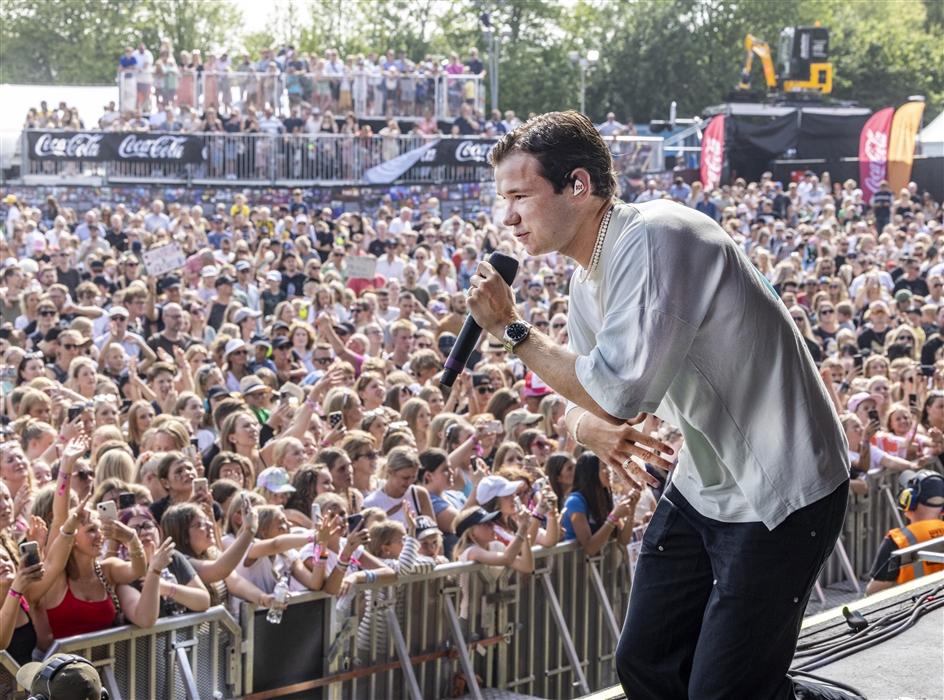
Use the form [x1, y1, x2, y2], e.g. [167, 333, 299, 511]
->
[0, 153, 942, 668]
[23, 42, 532, 142]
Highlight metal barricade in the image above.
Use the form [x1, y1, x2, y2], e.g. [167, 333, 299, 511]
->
[0, 606, 242, 700]
[237, 540, 629, 700]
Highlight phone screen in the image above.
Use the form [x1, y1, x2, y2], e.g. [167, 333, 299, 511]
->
[329, 412, 343, 428]
[193, 478, 208, 495]
[118, 492, 136, 510]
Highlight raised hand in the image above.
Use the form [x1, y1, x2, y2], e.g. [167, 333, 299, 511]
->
[150, 537, 176, 572]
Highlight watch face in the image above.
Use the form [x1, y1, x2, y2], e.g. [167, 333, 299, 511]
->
[507, 322, 529, 342]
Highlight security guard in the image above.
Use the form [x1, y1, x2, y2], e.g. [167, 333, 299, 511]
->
[866, 470, 944, 595]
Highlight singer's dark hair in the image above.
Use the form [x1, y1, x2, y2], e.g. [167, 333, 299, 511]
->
[488, 110, 617, 200]
[571, 452, 614, 529]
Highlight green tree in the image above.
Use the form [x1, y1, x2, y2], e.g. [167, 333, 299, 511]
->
[0, 0, 242, 85]
[0, 0, 141, 84]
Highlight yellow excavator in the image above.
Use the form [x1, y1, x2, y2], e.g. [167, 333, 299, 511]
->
[737, 25, 833, 97]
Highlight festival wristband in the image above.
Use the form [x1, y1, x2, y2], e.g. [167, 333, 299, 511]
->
[8, 589, 29, 612]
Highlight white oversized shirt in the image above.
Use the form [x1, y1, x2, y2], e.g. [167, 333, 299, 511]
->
[567, 200, 849, 529]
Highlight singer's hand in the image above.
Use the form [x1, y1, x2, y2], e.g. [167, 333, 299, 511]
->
[468, 261, 521, 338]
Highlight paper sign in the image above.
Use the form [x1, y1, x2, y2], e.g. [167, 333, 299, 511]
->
[142, 241, 187, 277]
[346, 255, 377, 280]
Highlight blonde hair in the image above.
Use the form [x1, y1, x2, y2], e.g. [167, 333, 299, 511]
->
[94, 449, 135, 487]
[366, 520, 405, 558]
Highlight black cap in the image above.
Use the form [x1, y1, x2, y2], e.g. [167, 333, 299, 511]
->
[205, 385, 230, 401]
[44, 327, 63, 342]
[272, 321, 291, 332]
[334, 321, 356, 335]
[272, 336, 292, 349]
[250, 334, 271, 347]
[471, 372, 492, 388]
[162, 274, 182, 289]
[455, 508, 500, 538]
[438, 332, 457, 355]
[215, 275, 235, 287]
[92, 274, 110, 287]
[89, 259, 105, 270]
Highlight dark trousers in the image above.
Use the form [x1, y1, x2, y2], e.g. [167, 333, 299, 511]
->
[617, 479, 848, 700]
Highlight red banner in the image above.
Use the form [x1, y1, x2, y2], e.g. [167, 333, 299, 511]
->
[858, 107, 894, 203]
[700, 115, 725, 189]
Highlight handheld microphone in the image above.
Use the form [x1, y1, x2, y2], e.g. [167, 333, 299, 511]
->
[440, 252, 519, 389]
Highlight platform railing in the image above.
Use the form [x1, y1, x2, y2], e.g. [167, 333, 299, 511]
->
[118, 69, 486, 122]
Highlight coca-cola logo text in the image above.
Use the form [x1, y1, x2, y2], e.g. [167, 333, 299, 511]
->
[33, 133, 104, 159]
[455, 140, 494, 163]
[118, 135, 189, 160]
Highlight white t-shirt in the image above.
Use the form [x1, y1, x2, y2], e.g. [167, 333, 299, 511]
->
[567, 201, 849, 529]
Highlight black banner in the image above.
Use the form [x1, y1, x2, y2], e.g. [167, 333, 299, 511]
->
[27, 130, 205, 163]
[364, 137, 497, 184]
[419, 138, 498, 166]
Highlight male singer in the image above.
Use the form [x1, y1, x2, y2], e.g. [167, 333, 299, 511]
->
[467, 111, 850, 700]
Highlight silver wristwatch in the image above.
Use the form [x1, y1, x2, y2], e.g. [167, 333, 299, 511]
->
[502, 321, 532, 355]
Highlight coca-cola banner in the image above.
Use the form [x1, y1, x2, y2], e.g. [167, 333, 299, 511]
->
[364, 137, 498, 184]
[27, 130, 205, 163]
[700, 115, 725, 188]
[858, 107, 894, 204]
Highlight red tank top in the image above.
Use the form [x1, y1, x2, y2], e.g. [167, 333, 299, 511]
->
[47, 580, 116, 639]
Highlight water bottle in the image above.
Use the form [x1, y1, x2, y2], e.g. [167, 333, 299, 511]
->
[266, 575, 290, 624]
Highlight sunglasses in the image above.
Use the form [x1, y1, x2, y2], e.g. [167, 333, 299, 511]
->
[820, 309, 834, 315]
[229, 350, 248, 357]
[61, 344, 78, 351]
[313, 357, 332, 365]
[552, 323, 566, 330]
[531, 440, 551, 449]
[125, 261, 139, 266]
[356, 450, 380, 460]
[534, 321, 549, 328]
[475, 386, 495, 395]
[72, 470, 92, 481]
[39, 311, 57, 317]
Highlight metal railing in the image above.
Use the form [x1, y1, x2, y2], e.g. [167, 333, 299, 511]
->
[0, 541, 630, 700]
[2, 478, 938, 699]
[18, 131, 496, 186]
[18, 131, 665, 187]
[237, 538, 629, 700]
[118, 69, 486, 122]
[1, 605, 242, 700]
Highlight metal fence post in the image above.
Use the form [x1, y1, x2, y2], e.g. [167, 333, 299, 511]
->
[540, 572, 591, 695]
[443, 594, 485, 700]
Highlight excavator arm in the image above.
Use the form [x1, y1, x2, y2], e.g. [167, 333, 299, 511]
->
[737, 35, 778, 91]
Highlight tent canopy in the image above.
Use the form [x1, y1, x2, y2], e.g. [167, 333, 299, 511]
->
[920, 110, 944, 157]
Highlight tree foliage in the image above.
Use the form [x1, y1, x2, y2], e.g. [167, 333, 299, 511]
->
[1, 0, 940, 120]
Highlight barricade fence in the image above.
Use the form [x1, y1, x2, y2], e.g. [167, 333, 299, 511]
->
[3, 478, 914, 700]
[18, 131, 663, 187]
[118, 70, 486, 123]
